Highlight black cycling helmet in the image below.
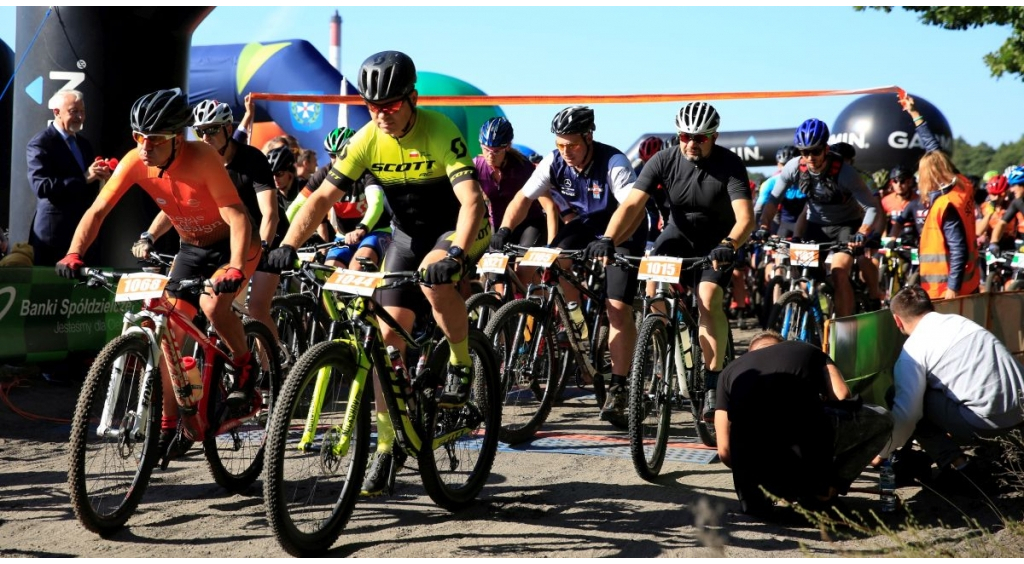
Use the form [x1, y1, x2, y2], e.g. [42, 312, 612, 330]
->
[267, 146, 296, 174]
[776, 145, 799, 164]
[830, 142, 856, 161]
[550, 106, 595, 135]
[357, 50, 417, 103]
[130, 88, 193, 133]
[890, 164, 915, 181]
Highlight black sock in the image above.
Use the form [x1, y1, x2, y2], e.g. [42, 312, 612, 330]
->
[611, 374, 627, 387]
[705, 370, 720, 392]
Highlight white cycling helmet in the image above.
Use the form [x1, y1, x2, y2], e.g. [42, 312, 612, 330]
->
[192, 99, 233, 127]
[675, 102, 720, 136]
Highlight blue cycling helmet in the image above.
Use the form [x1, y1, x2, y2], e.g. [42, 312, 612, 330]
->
[793, 118, 830, 150]
[479, 117, 514, 147]
[1007, 165, 1024, 187]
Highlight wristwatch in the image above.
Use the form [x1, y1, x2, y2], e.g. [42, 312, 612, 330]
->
[355, 223, 369, 232]
[446, 245, 465, 263]
[721, 237, 737, 250]
[140, 231, 154, 243]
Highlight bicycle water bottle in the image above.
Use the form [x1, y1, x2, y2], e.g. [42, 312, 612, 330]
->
[387, 346, 414, 400]
[567, 301, 589, 342]
[181, 356, 203, 402]
[879, 457, 897, 513]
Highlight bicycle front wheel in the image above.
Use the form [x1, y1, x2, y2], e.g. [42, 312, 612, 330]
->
[68, 332, 162, 536]
[628, 316, 672, 481]
[766, 290, 822, 346]
[263, 340, 370, 557]
[203, 318, 282, 493]
[271, 294, 308, 365]
[466, 291, 502, 332]
[417, 329, 501, 510]
[485, 298, 559, 444]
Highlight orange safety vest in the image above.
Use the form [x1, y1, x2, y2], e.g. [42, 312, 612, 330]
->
[919, 174, 980, 298]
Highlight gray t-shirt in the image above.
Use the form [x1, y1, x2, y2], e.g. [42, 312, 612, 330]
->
[769, 156, 877, 227]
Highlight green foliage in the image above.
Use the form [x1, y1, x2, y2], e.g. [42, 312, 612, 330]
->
[856, 6, 1024, 80]
[952, 135, 1024, 177]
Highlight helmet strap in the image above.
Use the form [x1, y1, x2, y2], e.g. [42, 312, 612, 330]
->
[398, 95, 417, 137]
[157, 136, 180, 178]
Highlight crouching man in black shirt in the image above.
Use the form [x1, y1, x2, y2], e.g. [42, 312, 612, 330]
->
[714, 331, 893, 517]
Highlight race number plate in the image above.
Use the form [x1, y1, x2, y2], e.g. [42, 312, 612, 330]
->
[911, 248, 920, 266]
[323, 269, 384, 296]
[115, 272, 170, 302]
[637, 255, 683, 283]
[476, 253, 509, 274]
[1012, 253, 1024, 268]
[789, 243, 821, 267]
[519, 247, 562, 268]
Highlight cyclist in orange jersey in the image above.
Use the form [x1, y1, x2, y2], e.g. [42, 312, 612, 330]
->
[56, 88, 261, 458]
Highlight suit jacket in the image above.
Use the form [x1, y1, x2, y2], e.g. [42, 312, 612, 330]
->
[26, 124, 99, 265]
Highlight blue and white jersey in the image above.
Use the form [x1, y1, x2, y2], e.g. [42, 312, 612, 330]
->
[521, 141, 635, 229]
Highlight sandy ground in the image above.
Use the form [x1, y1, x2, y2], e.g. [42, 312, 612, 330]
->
[2, 323, 1022, 558]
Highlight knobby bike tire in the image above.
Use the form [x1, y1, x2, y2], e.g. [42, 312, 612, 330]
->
[417, 329, 501, 511]
[465, 291, 503, 333]
[263, 340, 370, 557]
[766, 289, 823, 347]
[270, 294, 308, 365]
[484, 298, 559, 445]
[203, 318, 282, 493]
[628, 316, 672, 481]
[68, 332, 162, 536]
[686, 321, 718, 449]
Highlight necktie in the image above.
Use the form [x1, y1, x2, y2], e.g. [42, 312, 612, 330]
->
[67, 135, 86, 172]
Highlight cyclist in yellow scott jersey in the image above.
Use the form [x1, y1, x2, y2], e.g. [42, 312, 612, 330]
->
[268, 51, 490, 496]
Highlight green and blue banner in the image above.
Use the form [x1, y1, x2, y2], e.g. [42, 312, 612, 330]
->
[0, 267, 138, 363]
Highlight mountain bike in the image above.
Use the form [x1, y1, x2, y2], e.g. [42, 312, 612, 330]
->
[466, 248, 530, 332]
[622, 254, 732, 478]
[262, 265, 500, 557]
[483, 245, 612, 443]
[878, 236, 919, 301]
[67, 267, 280, 536]
[984, 248, 1024, 293]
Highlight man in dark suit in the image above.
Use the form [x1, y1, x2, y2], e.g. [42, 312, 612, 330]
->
[26, 89, 112, 266]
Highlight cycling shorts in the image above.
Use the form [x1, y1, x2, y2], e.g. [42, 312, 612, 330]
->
[167, 238, 261, 308]
[549, 219, 644, 304]
[325, 231, 394, 265]
[651, 222, 731, 290]
[377, 218, 492, 310]
[803, 220, 861, 256]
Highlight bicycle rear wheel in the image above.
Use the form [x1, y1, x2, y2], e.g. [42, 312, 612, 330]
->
[263, 340, 370, 557]
[628, 316, 672, 481]
[417, 329, 501, 510]
[466, 291, 502, 332]
[271, 294, 308, 365]
[68, 332, 161, 536]
[203, 318, 282, 492]
[685, 323, 718, 449]
[485, 298, 559, 444]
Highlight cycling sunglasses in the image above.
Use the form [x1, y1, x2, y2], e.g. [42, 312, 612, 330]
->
[132, 131, 176, 146]
[678, 132, 712, 145]
[194, 125, 223, 137]
[799, 147, 826, 157]
[365, 98, 404, 115]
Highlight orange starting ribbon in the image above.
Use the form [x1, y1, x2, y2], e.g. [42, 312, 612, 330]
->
[251, 85, 906, 106]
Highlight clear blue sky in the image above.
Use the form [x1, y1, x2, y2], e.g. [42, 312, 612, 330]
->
[3, 6, 1023, 174]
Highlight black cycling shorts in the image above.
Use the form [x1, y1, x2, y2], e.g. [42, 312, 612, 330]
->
[166, 239, 260, 308]
[377, 220, 492, 310]
[549, 219, 645, 304]
[651, 222, 732, 289]
[803, 220, 861, 256]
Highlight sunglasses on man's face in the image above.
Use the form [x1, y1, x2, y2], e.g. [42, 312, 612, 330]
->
[366, 98, 404, 115]
[799, 147, 826, 157]
[132, 131, 176, 146]
[194, 125, 223, 138]
[678, 132, 711, 145]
